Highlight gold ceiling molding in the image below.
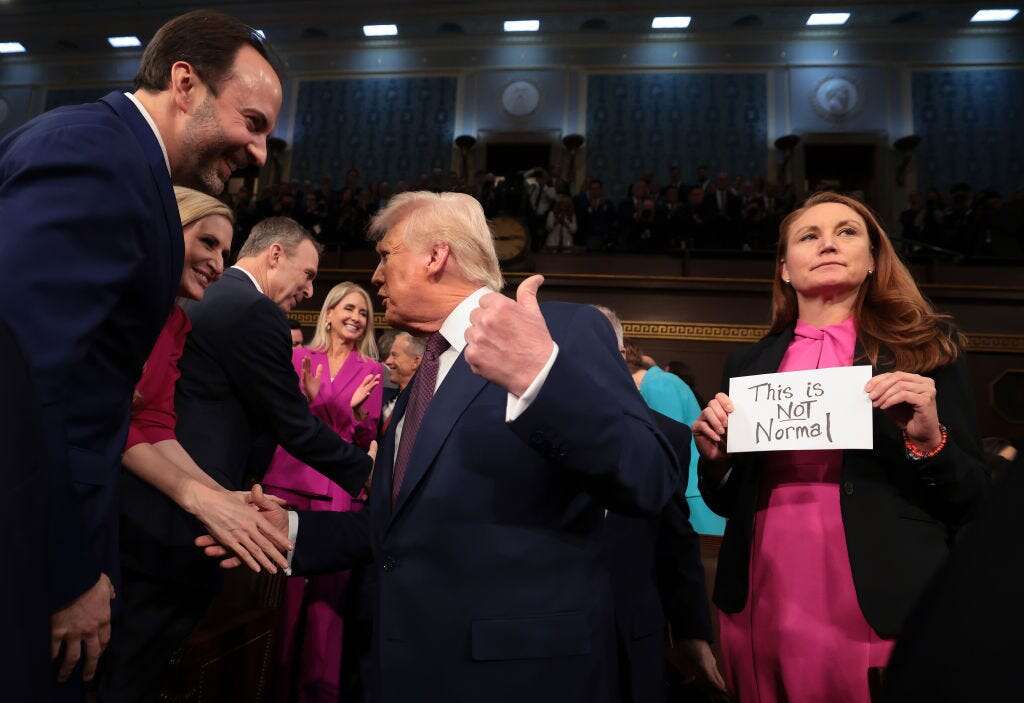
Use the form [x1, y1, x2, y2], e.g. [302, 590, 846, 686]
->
[288, 313, 1024, 354]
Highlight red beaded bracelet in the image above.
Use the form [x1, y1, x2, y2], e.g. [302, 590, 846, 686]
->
[904, 424, 948, 461]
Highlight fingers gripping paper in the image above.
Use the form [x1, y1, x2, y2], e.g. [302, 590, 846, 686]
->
[726, 366, 873, 453]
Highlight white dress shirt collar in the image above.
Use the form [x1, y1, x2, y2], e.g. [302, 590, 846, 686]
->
[231, 264, 265, 295]
[123, 92, 171, 175]
[437, 287, 490, 354]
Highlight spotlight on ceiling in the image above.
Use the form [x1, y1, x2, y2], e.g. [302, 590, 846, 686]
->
[504, 20, 540, 32]
[652, 16, 692, 29]
[107, 36, 141, 48]
[806, 12, 851, 26]
[363, 24, 398, 37]
[970, 9, 1020, 22]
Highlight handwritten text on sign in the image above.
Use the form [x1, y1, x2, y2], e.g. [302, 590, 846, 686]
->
[726, 366, 873, 453]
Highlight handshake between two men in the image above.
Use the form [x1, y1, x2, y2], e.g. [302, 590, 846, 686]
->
[196, 274, 556, 570]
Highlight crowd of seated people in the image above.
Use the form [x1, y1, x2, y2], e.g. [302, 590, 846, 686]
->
[227, 163, 1024, 261]
[899, 183, 1024, 258]
[233, 163, 798, 256]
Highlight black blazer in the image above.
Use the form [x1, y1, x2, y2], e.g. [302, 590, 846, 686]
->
[603, 411, 713, 703]
[0, 320, 50, 700]
[698, 325, 988, 637]
[0, 92, 182, 608]
[883, 453, 1024, 702]
[291, 302, 683, 703]
[119, 268, 371, 581]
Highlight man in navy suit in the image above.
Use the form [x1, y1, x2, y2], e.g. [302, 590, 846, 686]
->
[0, 10, 281, 698]
[201, 191, 682, 702]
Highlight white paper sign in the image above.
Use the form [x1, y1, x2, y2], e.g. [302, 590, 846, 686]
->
[726, 366, 873, 453]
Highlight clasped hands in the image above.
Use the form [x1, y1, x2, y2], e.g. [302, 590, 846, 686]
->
[194, 441, 378, 570]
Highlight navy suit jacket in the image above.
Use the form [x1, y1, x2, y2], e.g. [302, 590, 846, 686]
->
[292, 302, 682, 703]
[603, 412, 713, 703]
[0, 92, 182, 608]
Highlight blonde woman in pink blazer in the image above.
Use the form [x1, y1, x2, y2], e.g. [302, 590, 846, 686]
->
[263, 281, 383, 702]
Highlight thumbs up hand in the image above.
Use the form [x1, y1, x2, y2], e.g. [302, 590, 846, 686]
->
[465, 275, 554, 397]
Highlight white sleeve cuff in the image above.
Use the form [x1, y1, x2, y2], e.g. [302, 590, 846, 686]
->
[505, 343, 559, 423]
[286, 510, 299, 576]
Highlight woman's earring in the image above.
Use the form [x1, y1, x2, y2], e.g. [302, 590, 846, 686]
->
[867, 269, 874, 275]
[783, 278, 791, 284]
[326, 321, 332, 331]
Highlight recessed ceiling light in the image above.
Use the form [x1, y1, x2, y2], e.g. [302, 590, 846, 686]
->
[504, 20, 540, 32]
[363, 24, 398, 37]
[652, 16, 692, 29]
[971, 9, 1020, 22]
[806, 12, 851, 26]
[107, 36, 141, 48]
[0, 41, 26, 53]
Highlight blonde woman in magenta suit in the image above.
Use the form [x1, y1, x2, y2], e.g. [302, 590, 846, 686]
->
[263, 281, 383, 702]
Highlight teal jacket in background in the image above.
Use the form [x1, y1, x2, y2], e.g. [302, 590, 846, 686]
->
[639, 366, 726, 536]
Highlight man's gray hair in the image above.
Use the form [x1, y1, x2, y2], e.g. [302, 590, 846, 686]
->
[396, 331, 426, 358]
[592, 304, 624, 350]
[368, 191, 504, 291]
[237, 216, 323, 259]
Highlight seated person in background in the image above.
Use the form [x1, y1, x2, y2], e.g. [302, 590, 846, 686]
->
[575, 178, 617, 251]
[620, 335, 725, 537]
[381, 331, 424, 429]
[107, 187, 292, 699]
[619, 180, 658, 251]
[289, 318, 305, 348]
[656, 185, 686, 250]
[262, 281, 384, 702]
[681, 186, 712, 249]
[545, 195, 579, 252]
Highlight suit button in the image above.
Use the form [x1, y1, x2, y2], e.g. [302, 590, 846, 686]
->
[843, 481, 854, 496]
[382, 555, 396, 572]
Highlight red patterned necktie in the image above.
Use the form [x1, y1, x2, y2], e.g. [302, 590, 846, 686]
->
[391, 332, 450, 507]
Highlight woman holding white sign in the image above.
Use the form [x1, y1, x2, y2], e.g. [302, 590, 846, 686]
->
[692, 191, 988, 703]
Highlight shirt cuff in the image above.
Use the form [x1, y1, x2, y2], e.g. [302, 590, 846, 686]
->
[286, 510, 298, 576]
[505, 343, 559, 423]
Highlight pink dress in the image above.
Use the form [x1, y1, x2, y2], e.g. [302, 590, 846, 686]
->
[262, 347, 383, 703]
[718, 318, 895, 703]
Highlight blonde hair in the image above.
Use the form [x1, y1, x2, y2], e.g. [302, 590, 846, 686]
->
[175, 186, 234, 228]
[308, 281, 379, 360]
[772, 191, 963, 373]
[368, 191, 504, 291]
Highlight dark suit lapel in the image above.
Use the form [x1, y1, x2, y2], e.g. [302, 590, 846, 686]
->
[386, 355, 488, 532]
[741, 325, 795, 376]
[371, 385, 409, 520]
[100, 91, 182, 310]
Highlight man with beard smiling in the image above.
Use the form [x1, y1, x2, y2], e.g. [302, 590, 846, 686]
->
[0, 9, 282, 700]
